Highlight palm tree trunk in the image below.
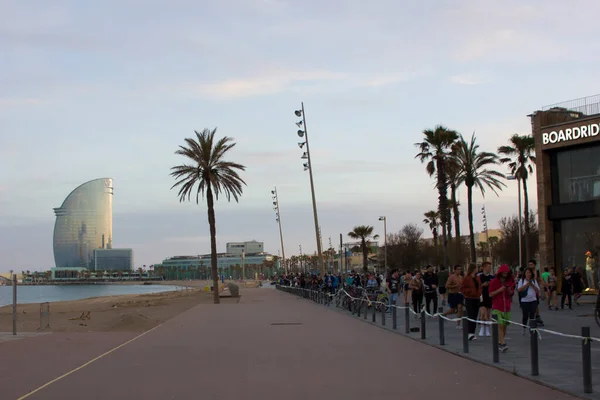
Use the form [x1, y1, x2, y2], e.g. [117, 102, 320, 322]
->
[467, 185, 476, 263]
[451, 185, 461, 261]
[362, 239, 368, 273]
[522, 177, 531, 265]
[206, 184, 220, 304]
[437, 161, 449, 266]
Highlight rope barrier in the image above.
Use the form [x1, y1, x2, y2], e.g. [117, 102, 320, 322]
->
[277, 284, 600, 343]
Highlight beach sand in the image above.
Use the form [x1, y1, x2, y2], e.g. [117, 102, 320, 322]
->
[0, 284, 252, 333]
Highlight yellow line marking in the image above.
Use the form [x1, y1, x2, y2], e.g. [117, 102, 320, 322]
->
[16, 324, 162, 400]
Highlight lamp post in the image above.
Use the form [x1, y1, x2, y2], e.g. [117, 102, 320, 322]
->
[378, 216, 387, 274]
[295, 103, 324, 273]
[507, 175, 523, 268]
[481, 206, 492, 264]
[271, 187, 286, 273]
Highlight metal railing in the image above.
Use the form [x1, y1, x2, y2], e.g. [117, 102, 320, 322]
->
[539, 94, 600, 127]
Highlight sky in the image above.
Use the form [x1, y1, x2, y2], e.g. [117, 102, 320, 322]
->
[2, 0, 600, 271]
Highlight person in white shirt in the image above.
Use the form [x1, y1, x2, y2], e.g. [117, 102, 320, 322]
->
[517, 268, 540, 334]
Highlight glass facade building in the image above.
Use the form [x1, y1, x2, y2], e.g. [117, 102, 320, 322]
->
[53, 178, 113, 268]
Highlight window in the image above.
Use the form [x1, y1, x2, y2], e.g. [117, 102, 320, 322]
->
[559, 217, 600, 272]
[554, 143, 600, 203]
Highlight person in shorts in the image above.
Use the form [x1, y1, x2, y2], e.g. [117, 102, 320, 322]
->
[443, 265, 464, 328]
[477, 261, 494, 337]
[437, 266, 449, 306]
[489, 264, 515, 352]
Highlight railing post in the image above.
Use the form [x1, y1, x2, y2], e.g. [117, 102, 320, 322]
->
[392, 305, 397, 330]
[462, 319, 469, 354]
[582, 326, 592, 394]
[420, 310, 426, 339]
[492, 323, 499, 363]
[357, 300, 361, 317]
[372, 306, 376, 323]
[364, 302, 368, 320]
[404, 304, 410, 333]
[530, 319, 539, 376]
[382, 307, 386, 326]
[438, 306, 444, 345]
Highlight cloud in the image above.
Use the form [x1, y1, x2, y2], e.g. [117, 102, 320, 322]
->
[0, 97, 45, 106]
[450, 74, 487, 85]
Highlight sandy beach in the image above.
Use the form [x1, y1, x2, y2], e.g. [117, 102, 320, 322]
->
[0, 283, 252, 334]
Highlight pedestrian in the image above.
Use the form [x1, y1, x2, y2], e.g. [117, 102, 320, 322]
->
[423, 265, 439, 315]
[477, 261, 494, 337]
[461, 264, 482, 341]
[518, 267, 540, 334]
[489, 264, 515, 352]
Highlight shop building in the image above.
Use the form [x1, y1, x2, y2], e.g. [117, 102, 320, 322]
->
[531, 94, 600, 290]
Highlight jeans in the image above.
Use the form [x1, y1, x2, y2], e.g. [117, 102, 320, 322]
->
[412, 292, 423, 315]
[521, 301, 537, 327]
[561, 291, 572, 309]
[425, 292, 438, 315]
[389, 292, 398, 307]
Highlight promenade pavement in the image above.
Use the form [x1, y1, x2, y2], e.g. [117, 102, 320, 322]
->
[318, 287, 599, 399]
[2, 287, 581, 400]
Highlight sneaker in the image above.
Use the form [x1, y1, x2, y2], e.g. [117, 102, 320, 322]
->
[499, 343, 508, 352]
[479, 328, 485, 336]
[468, 334, 477, 341]
[456, 324, 462, 330]
[485, 326, 492, 337]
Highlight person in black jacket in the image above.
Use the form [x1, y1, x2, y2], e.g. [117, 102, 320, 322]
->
[423, 265, 439, 315]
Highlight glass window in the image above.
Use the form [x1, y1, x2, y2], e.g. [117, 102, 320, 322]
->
[555, 143, 600, 203]
[560, 217, 600, 273]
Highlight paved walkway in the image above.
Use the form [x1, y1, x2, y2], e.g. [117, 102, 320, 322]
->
[1, 288, 582, 400]
[307, 287, 599, 399]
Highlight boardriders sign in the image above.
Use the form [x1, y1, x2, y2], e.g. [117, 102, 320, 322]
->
[542, 123, 600, 145]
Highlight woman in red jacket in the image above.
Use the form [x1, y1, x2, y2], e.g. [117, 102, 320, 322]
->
[461, 264, 482, 341]
[489, 264, 515, 353]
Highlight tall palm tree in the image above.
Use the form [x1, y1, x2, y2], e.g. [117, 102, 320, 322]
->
[171, 128, 246, 304]
[423, 210, 440, 248]
[453, 133, 505, 263]
[446, 152, 463, 257]
[348, 225, 379, 273]
[498, 134, 536, 266]
[415, 126, 459, 266]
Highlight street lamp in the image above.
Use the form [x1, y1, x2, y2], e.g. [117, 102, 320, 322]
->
[295, 103, 324, 274]
[507, 175, 523, 268]
[481, 205, 493, 264]
[378, 216, 387, 274]
[271, 187, 286, 273]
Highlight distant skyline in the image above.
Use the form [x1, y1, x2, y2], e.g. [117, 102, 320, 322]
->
[3, 0, 600, 270]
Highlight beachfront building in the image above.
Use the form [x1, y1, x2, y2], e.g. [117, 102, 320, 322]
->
[53, 178, 114, 269]
[94, 248, 134, 272]
[154, 252, 279, 280]
[225, 240, 264, 255]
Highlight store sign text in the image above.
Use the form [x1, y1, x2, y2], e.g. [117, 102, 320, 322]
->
[542, 123, 600, 145]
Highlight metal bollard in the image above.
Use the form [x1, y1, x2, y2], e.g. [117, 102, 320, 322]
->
[372, 306, 376, 323]
[357, 301, 361, 317]
[438, 307, 445, 345]
[392, 306, 397, 330]
[420, 310, 426, 339]
[582, 326, 592, 394]
[492, 323, 499, 363]
[404, 304, 410, 334]
[382, 307, 386, 326]
[530, 319, 539, 376]
[462, 319, 469, 354]
[364, 303, 368, 320]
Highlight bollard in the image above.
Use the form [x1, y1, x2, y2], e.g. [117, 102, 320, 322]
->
[462, 320, 469, 354]
[12, 274, 17, 336]
[372, 306, 376, 323]
[351, 300, 355, 315]
[438, 307, 445, 345]
[364, 303, 368, 320]
[582, 326, 592, 394]
[357, 301, 361, 317]
[392, 306, 397, 330]
[492, 323, 499, 363]
[420, 310, 426, 339]
[530, 319, 539, 376]
[382, 307, 386, 326]
[404, 304, 410, 334]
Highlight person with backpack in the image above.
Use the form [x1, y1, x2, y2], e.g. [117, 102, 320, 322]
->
[517, 268, 540, 335]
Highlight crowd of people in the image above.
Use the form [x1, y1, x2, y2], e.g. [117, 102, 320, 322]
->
[276, 260, 590, 353]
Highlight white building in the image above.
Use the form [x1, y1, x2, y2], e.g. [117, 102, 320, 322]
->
[226, 241, 264, 255]
[94, 248, 134, 271]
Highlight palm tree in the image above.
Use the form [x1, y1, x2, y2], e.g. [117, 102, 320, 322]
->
[348, 225, 379, 273]
[171, 128, 247, 304]
[453, 133, 505, 263]
[446, 152, 463, 258]
[498, 134, 536, 266]
[423, 210, 440, 248]
[415, 126, 459, 266]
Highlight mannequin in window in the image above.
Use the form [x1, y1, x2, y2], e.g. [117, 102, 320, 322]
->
[585, 251, 596, 290]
